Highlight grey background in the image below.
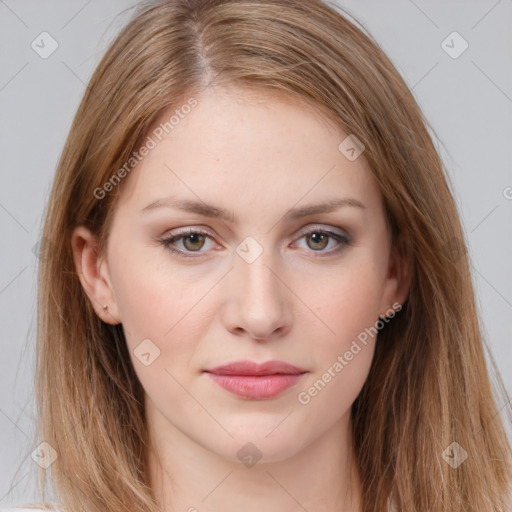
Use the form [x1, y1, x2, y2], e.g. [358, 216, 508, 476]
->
[1, 0, 511, 506]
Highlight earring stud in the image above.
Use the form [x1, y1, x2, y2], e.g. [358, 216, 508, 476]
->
[102, 304, 108, 312]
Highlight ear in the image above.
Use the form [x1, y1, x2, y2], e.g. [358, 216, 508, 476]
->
[378, 234, 412, 318]
[71, 225, 121, 325]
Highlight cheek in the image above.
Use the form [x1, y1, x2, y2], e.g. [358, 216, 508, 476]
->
[110, 237, 205, 330]
[295, 289, 378, 423]
[293, 258, 383, 409]
[108, 243, 217, 372]
[295, 341, 374, 434]
[109, 251, 217, 422]
[300, 257, 384, 349]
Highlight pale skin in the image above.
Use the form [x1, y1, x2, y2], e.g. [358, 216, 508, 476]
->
[72, 85, 411, 512]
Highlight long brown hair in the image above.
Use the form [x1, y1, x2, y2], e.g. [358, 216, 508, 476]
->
[31, 0, 512, 511]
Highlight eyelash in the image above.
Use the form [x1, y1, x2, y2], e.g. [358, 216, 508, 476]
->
[156, 226, 352, 259]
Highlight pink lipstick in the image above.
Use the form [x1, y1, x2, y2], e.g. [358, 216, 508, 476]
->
[204, 360, 307, 400]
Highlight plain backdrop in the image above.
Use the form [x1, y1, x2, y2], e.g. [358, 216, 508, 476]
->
[1, 0, 511, 506]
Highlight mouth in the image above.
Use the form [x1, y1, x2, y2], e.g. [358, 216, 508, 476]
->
[203, 360, 308, 400]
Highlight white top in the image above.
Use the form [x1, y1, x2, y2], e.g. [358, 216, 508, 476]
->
[0, 508, 59, 511]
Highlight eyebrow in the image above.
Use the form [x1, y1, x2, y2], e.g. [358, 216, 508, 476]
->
[139, 197, 365, 222]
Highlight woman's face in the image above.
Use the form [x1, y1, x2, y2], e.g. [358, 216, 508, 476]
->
[76, 85, 408, 464]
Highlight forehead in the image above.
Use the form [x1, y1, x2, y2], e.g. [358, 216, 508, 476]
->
[114, 85, 378, 215]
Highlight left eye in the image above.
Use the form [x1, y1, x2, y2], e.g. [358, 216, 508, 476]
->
[293, 229, 350, 253]
[158, 227, 350, 258]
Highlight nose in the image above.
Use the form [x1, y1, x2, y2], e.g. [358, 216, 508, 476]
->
[220, 247, 293, 342]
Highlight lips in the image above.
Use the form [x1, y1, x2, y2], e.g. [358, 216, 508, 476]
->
[206, 360, 307, 376]
[204, 360, 307, 400]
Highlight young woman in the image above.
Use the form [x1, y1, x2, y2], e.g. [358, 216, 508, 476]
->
[8, 0, 512, 511]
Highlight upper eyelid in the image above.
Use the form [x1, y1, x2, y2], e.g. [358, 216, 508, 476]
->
[295, 224, 348, 237]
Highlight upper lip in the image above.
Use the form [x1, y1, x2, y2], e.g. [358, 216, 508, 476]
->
[205, 360, 307, 376]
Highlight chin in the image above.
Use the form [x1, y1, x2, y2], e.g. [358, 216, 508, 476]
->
[204, 423, 311, 466]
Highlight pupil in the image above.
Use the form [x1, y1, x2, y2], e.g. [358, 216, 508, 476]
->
[185, 233, 204, 250]
[309, 232, 327, 250]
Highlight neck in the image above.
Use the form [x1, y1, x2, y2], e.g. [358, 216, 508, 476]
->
[146, 400, 362, 512]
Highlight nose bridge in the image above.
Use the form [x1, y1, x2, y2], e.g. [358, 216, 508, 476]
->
[236, 241, 282, 308]
[226, 235, 291, 339]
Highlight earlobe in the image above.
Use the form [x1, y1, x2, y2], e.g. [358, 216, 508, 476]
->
[71, 225, 121, 325]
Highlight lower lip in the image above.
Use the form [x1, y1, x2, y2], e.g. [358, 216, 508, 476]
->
[205, 373, 305, 399]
